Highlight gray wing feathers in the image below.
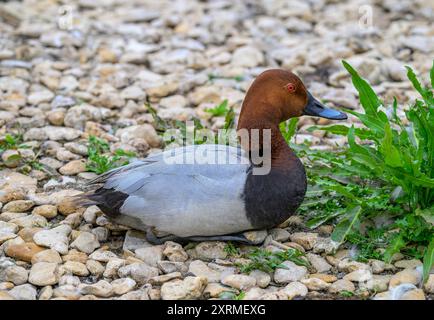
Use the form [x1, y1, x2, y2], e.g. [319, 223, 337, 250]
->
[89, 145, 252, 237]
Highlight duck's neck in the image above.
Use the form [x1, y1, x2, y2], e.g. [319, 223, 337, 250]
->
[237, 116, 296, 169]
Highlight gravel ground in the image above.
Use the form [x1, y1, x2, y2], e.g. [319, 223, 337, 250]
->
[0, 0, 433, 300]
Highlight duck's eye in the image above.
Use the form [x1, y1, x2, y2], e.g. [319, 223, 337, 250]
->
[286, 83, 296, 93]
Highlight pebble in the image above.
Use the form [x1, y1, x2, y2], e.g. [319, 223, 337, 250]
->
[150, 272, 183, 286]
[89, 250, 118, 262]
[103, 258, 126, 278]
[160, 276, 207, 300]
[249, 270, 271, 288]
[274, 261, 308, 283]
[289, 232, 318, 250]
[135, 245, 164, 267]
[38, 286, 53, 300]
[111, 278, 136, 295]
[52, 285, 82, 300]
[33, 225, 71, 254]
[221, 274, 256, 290]
[163, 241, 189, 262]
[194, 241, 227, 261]
[400, 289, 426, 300]
[59, 160, 87, 176]
[62, 261, 89, 277]
[231, 46, 264, 68]
[188, 260, 221, 283]
[3, 265, 28, 285]
[242, 230, 268, 244]
[8, 284, 37, 300]
[306, 253, 332, 273]
[309, 273, 337, 283]
[337, 258, 370, 273]
[28, 90, 54, 105]
[117, 263, 159, 285]
[2, 200, 34, 213]
[116, 124, 161, 147]
[203, 283, 236, 299]
[62, 250, 88, 264]
[389, 268, 422, 288]
[81, 280, 113, 298]
[328, 279, 355, 294]
[0, 291, 14, 300]
[394, 259, 422, 269]
[32, 205, 58, 219]
[70, 231, 100, 254]
[343, 269, 373, 283]
[301, 277, 330, 291]
[0, 221, 18, 234]
[424, 274, 434, 294]
[122, 230, 151, 251]
[158, 261, 188, 275]
[280, 282, 308, 300]
[5, 243, 45, 262]
[28, 262, 59, 286]
[86, 260, 105, 276]
[359, 275, 391, 292]
[9, 214, 47, 228]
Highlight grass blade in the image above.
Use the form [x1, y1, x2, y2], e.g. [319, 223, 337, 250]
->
[423, 237, 434, 283]
[331, 205, 362, 244]
[342, 60, 382, 117]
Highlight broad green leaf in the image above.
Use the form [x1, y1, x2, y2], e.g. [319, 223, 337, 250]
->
[6, 154, 21, 161]
[391, 97, 402, 125]
[347, 127, 381, 173]
[331, 205, 362, 244]
[423, 237, 434, 283]
[416, 207, 434, 226]
[345, 109, 386, 136]
[280, 118, 299, 143]
[384, 234, 407, 263]
[406, 66, 426, 99]
[430, 60, 434, 89]
[321, 183, 358, 201]
[399, 172, 434, 188]
[307, 124, 374, 140]
[223, 107, 235, 130]
[205, 99, 229, 116]
[4, 134, 16, 145]
[342, 60, 382, 116]
[306, 209, 344, 229]
[380, 123, 403, 168]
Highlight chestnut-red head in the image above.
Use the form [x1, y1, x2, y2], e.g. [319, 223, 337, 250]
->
[238, 69, 347, 130]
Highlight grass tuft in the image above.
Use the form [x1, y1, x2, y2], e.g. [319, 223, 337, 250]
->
[237, 247, 309, 274]
[86, 135, 136, 174]
[289, 60, 434, 283]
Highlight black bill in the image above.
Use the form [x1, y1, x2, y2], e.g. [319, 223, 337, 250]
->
[304, 92, 347, 120]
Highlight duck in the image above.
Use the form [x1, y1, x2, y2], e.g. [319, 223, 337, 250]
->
[79, 69, 347, 244]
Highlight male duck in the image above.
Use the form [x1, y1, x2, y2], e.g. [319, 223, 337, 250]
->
[81, 69, 347, 244]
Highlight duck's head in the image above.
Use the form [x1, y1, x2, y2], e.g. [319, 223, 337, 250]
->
[239, 69, 347, 126]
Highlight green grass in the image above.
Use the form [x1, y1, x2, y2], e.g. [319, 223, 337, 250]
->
[339, 290, 355, 298]
[218, 290, 245, 300]
[223, 242, 240, 257]
[0, 133, 43, 172]
[205, 100, 229, 117]
[208, 74, 244, 83]
[147, 102, 236, 147]
[237, 247, 309, 274]
[0, 133, 29, 152]
[86, 136, 136, 174]
[287, 60, 434, 283]
[279, 118, 299, 143]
